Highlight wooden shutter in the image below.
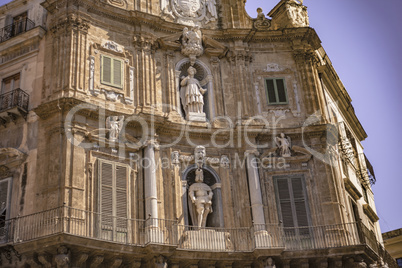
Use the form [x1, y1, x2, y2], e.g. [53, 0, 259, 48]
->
[276, 79, 287, 103]
[275, 176, 310, 229]
[100, 161, 113, 228]
[0, 179, 10, 216]
[276, 178, 294, 228]
[266, 79, 277, 103]
[113, 59, 122, 87]
[102, 56, 112, 84]
[115, 164, 127, 229]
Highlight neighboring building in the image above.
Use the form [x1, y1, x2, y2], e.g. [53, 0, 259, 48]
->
[0, 0, 397, 267]
[383, 229, 402, 267]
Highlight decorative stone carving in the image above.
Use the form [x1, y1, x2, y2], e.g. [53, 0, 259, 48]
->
[254, 8, 271, 30]
[102, 40, 123, 53]
[54, 246, 70, 268]
[265, 63, 282, 72]
[220, 155, 230, 168]
[89, 56, 95, 93]
[154, 255, 168, 268]
[101, 89, 123, 102]
[181, 27, 204, 65]
[275, 133, 291, 157]
[286, 0, 309, 28]
[171, 151, 180, 165]
[0, 165, 11, 179]
[162, 0, 218, 26]
[106, 116, 124, 142]
[188, 146, 213, 228]
[180, 66, 207, 122]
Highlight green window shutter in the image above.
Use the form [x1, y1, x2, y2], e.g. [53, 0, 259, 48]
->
[115, 165, 127, 229]
[101, 55, 123, 88]
[276, 178, 294, 228]
[291, 178, 309, 228]
[100, 162, 113, 229]
[102, 56, 112, 84]
[276, 79, 287, 103]
[266, 79, 277, 104]
[265, 78, 288, 104]
[113, 59, 122, 88]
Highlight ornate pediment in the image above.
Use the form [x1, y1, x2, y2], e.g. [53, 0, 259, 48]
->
[0, 148, 27, 169]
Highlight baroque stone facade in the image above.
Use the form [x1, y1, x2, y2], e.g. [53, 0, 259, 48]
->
[0, 0, 397, 267]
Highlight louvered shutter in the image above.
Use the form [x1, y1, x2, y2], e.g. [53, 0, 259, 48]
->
[113, 59, 122, 87]
[115, 165, 127, 228]
[276, 79, 287, 103]
[266, 79, 277, 103]
[102, 56, 112, 84]
[0, 179, 10, 216]
[277, 178, 294, 228]
[100, 161, 113, 239]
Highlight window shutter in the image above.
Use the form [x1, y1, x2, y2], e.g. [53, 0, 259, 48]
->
[115, 165, 127, 229]
[266, 79, 277, 103]
[102, 56, 112, 84]
[113, 59, 122, 87]
[276, 79, 287, 103]
[100, 162, 113, 227]
[292, 178, 309, 228]
[277, 178, 294, 228]
[0, 179, 9, 215]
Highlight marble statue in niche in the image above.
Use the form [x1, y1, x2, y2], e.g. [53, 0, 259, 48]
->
[188, 146, 213, 228]
[106, 116, 124, 141]
[180, 66, 207, 121]
[275, 133, 291, 157]
[263, 257, 276, 268]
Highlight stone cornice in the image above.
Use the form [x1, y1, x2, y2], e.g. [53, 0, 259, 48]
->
[363, 204, 379, 222]
[344, 177, 363, 201]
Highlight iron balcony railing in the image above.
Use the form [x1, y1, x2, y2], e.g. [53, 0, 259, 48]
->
[0, 206, 379, 253]
[0, 88, 29, 113]
[0, 18, 35, 43]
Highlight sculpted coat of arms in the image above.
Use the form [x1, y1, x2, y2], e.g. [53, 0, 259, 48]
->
[162, 0, 218, 26]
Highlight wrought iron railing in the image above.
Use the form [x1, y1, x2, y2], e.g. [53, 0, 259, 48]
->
[0, 18, 35, 43]
[0, 206, 379, 253]
[0, 88, 29, 113]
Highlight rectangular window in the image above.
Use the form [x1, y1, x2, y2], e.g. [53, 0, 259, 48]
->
[265, 78, 288, 104]
[97, 159, 129, 242]
[1, 73, 20, 94]
[0, 177, 12, 243]
[274, 175, 311, 247]
[101, 55, 123, 89]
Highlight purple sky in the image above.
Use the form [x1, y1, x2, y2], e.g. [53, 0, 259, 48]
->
[245, 0, 402, 233]
[1, 0, 400, 233]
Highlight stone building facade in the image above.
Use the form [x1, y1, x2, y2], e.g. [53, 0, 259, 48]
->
[0, 0, 397, 267]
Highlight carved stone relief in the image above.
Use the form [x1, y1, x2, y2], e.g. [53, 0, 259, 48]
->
[162, 0, 218, 26]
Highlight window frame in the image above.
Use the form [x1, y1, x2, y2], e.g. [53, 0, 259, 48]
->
[100, 54, 124, 89]
[264, 77, 288, 105]
[273, 174, 312, 245]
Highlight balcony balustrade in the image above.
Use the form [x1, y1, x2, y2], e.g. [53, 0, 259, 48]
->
[0, 88, 29, 123]
[0, 18, 35, 43]
[0, 206, 379, 253]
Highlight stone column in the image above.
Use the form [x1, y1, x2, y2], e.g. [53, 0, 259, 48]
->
[145, 140, 159, 225]
[245, 150, 265, 225]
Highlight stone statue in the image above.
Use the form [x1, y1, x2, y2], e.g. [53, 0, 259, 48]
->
[275, 133, 291, 157]
[205, 0, 217, 22]
[181, 26, 204, 65]
[106, 116, 124, 141]
[188, 146, 213, 228]
[54, 246, 70, 268]
[264, 257, 276, 268]
[180, 66, 207, 121]
[254, 8, 271, 30]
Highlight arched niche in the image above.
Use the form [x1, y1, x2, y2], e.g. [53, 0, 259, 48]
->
[175, 59, 215, 121]
[181, 164, 224, 228]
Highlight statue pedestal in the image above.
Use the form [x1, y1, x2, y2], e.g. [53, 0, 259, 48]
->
[182, 229, 231, 251]
[187, 112, 206, 122]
